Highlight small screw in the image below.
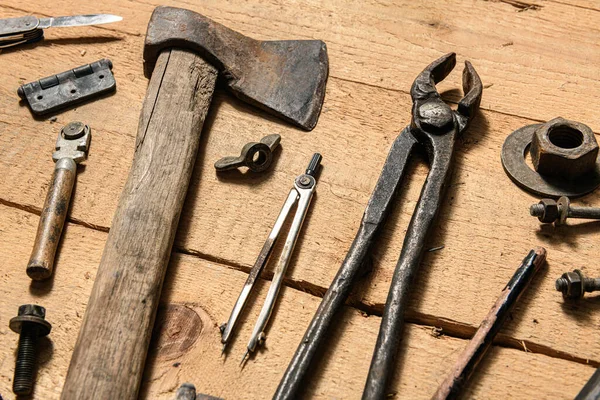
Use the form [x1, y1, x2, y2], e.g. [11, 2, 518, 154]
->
[298, 176, 312, 187]
[62, 121, 86, 140]
[555, 269, 600, 300]
[9, 304, 52, 396]
[530, 196, 600, 225]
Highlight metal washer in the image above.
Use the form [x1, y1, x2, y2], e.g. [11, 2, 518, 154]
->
[501, 124, 600, 198]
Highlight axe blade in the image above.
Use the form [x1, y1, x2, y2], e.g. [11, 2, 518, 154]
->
[144, 6, 329, 131]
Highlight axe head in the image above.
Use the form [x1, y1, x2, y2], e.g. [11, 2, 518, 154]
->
[144, 6, 329, 131]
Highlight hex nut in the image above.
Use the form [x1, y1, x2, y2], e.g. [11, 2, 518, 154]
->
[537, 199, 559, 223]
[530, 117, 599, 179]
[560, 270, 584, 299]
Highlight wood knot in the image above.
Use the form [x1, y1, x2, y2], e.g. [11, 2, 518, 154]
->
[152, 304, 204, 360]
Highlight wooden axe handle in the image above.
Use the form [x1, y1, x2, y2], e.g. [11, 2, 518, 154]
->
[61, 49, 217, 399]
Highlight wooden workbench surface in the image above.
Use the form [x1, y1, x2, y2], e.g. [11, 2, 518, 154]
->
[1, 0, 599, 398]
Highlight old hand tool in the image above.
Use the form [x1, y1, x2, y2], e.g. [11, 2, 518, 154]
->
[0, 14, 122, 49]
[27, 122, 90, 281]
[274, 53, 482, 400]
[215, 134, 281, 172]
[432, 248, 546, 400]
[62, 6, 328, 400]
[220, 154, 322, 363]
[18, 59, 116, 115]
[10, 304, 52, 396]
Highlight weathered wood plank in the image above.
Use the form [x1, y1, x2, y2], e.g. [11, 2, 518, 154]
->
[0, 23, 598, 365]
[3, 0, 600, 128]
[0, 204, 593, 399]
[1, 1, 599, 397]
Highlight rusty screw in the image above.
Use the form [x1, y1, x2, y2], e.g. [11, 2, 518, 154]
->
[530, 196, 600, 225]
[9, 304, 52, 396]
[555, 269, 600, 300]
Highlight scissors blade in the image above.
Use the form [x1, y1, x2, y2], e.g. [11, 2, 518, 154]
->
[38, 14, 122, 29]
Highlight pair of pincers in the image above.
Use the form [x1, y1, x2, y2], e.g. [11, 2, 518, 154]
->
[275, 52, 483, 400]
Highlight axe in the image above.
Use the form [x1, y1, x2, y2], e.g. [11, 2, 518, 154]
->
[61, 6, 328, 399]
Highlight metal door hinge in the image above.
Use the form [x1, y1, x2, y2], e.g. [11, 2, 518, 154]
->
[18, 58, 116, 115]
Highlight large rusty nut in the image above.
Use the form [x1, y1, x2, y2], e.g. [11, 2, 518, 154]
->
[561, 270, 584, 299]
[530, 117, 599, 179]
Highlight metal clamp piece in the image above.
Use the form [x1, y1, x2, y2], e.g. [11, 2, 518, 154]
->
[220, 154, 322, 364]
[214, 134, 281, 172]
[18, 59, 116, 115]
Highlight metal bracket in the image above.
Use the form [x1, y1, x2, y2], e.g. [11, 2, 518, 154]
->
[18, 59, 116, 115]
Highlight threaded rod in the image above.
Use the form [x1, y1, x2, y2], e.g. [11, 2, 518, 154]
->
[530, 204, 545, 217]
[555, 278, 568, 292]
[13, 329, 38, 395]
[585, 278, 600, 292]
[567, 206, 600, 220]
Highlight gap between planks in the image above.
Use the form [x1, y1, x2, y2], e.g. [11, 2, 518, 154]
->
[0, 198, 596, 370]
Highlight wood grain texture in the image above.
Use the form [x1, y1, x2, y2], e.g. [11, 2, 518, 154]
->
[0, 204, 594, 399]
[0, 40, 597, 364]
[61, 50, 218, 399]
[0, 0, 598, 398]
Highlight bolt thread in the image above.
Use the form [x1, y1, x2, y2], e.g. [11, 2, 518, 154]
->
[305, 153, 322, 177]
[567, 206, 600, 220]
[530, 203, 545, 217]
[13, 329, 37, 396]
[555, 277, 568, 292]
[584, 278, 600, 292]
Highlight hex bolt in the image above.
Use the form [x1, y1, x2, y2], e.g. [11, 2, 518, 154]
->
[9, 304, 52, 396]
[555, 269, 600, 300]
[530, 196, 600, 225]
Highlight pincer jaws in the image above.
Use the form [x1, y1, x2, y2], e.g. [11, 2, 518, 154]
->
[410, 52, 483, 134]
